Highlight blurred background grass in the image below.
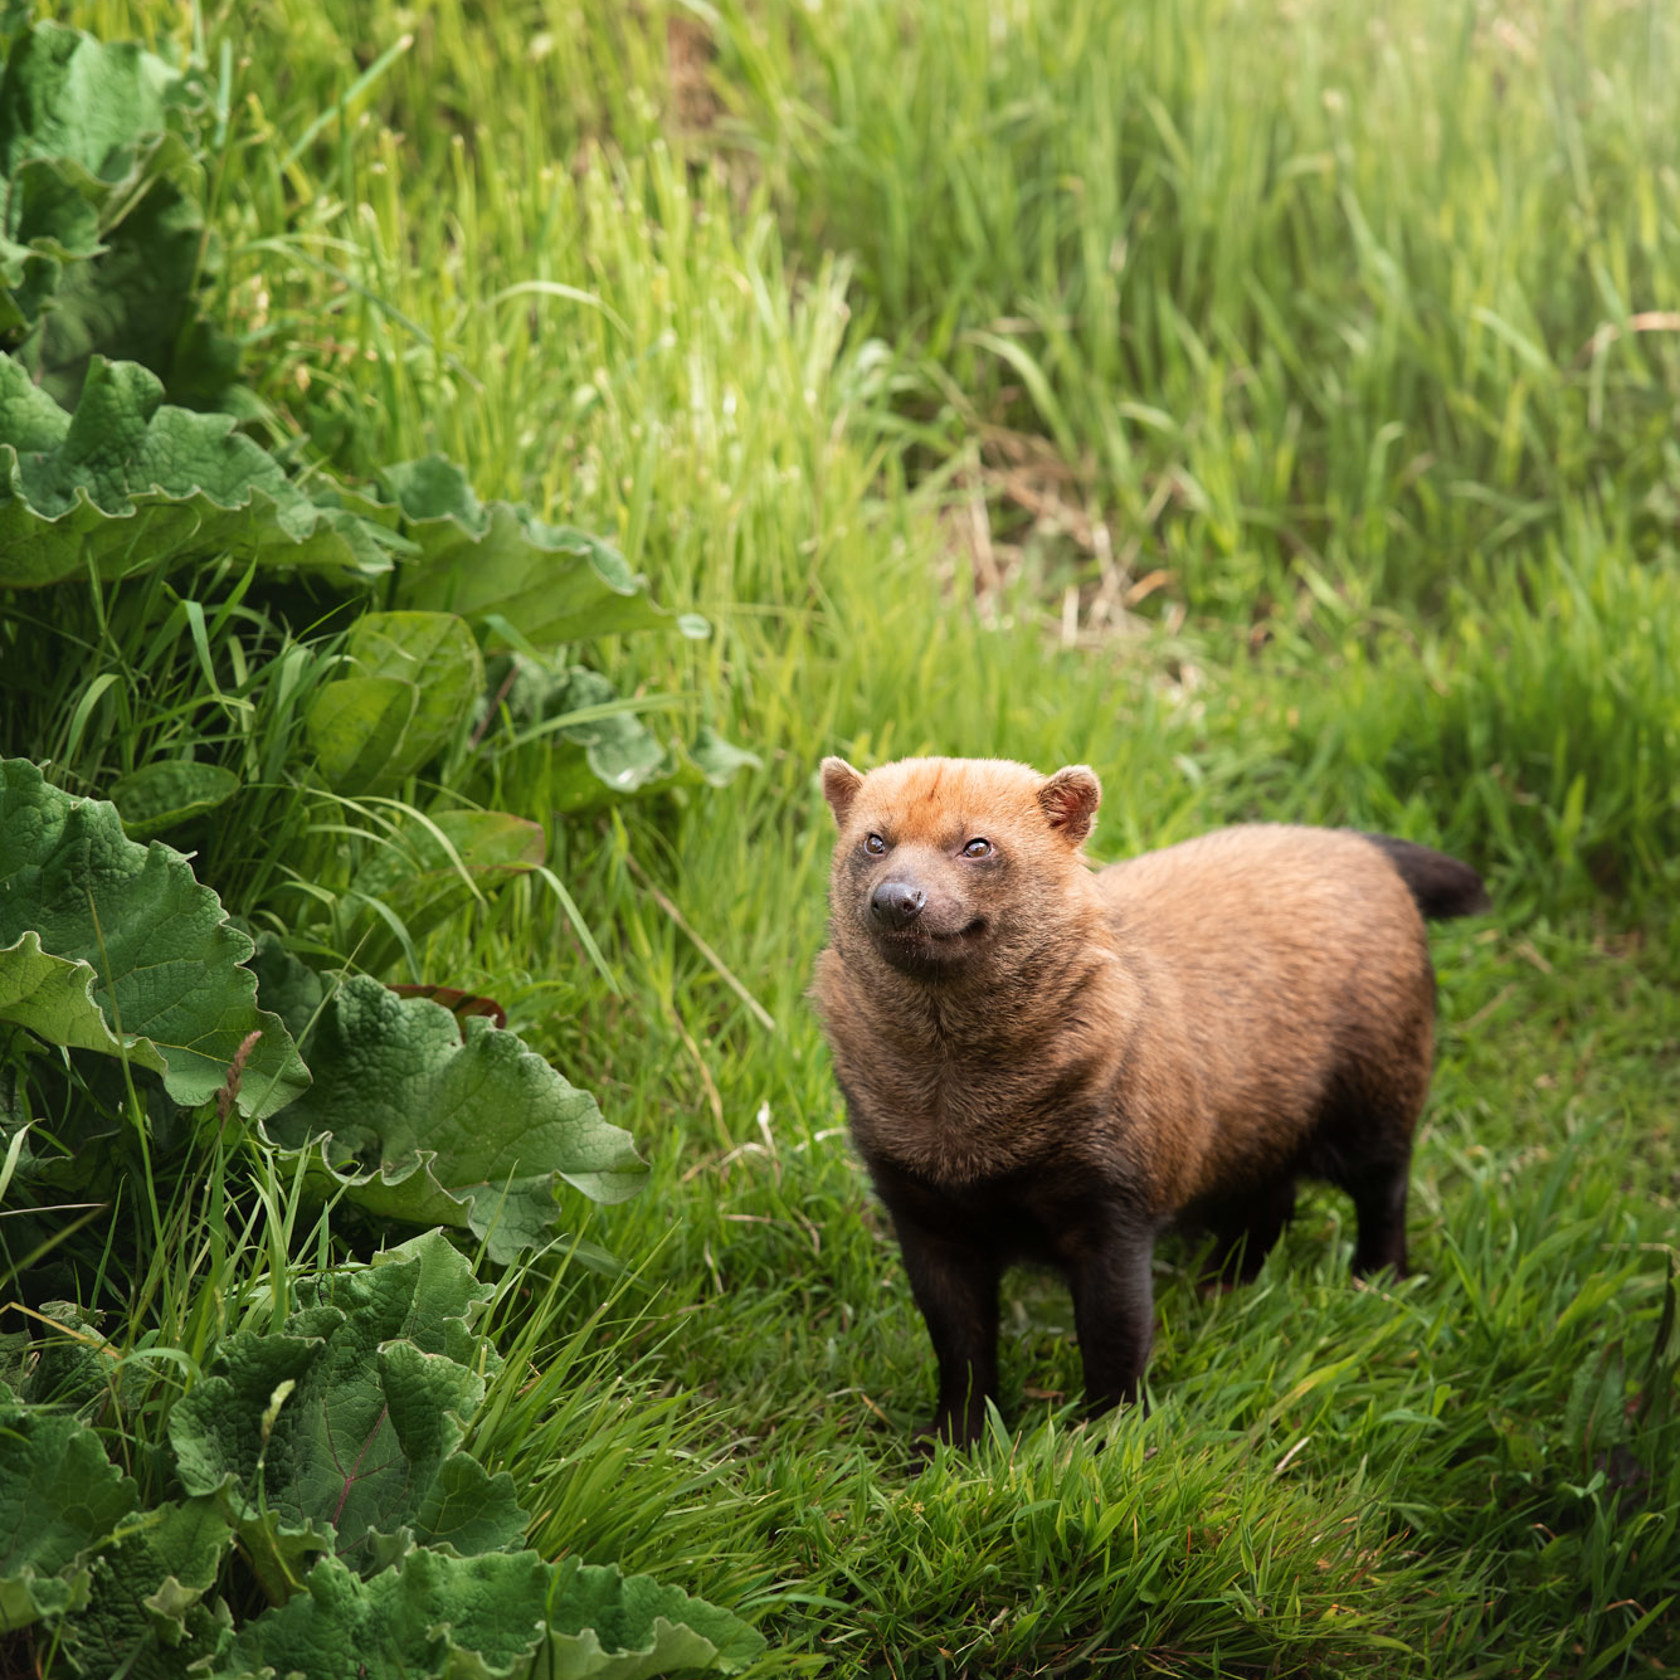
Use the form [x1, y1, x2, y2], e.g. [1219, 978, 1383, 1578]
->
[45, 0, 1680, 1671]
[80, 0, 1680, 909]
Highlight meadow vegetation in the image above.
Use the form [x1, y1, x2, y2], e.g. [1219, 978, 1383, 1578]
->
[5, 0, 1680, 1673]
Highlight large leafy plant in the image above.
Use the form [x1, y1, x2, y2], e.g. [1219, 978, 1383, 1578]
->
[0, 755, 306, 1129]
[3, 1232, 765, 1677]
[0, 17, 718, 1257]
[0, 18, 237, 408]
[0, 15, 763, 1676]
[0, 354, 394, 586]
[0, 764, 766, 1676]
[0, 12, 751, 868]
[0, 756, 646, 1256]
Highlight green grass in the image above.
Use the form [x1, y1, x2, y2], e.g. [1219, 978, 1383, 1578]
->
[482, 889, 1680, 1675]
[18, 0, 1680, 1672]
[706, 0, 1680, 615]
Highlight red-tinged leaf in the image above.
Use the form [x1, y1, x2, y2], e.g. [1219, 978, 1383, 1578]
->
[387, 985, 508, 1031]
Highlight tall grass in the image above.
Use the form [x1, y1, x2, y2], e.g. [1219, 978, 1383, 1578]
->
[84, 0, 1680, 904]
[23, 0, 1680, 1672]
[709, 0, 1680, 615]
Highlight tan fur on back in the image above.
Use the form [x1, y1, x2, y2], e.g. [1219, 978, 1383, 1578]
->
[1095, 825, 1433, 1212]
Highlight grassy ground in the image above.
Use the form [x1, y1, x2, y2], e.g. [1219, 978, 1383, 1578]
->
[60, 0, 1680, 1672]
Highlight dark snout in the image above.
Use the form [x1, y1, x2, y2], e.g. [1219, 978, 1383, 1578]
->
[871, 879, 926, 930]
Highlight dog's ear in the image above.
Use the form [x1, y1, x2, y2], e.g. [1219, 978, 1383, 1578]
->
[821, 757, 865, 826]
[1037, 765, 1101, 846]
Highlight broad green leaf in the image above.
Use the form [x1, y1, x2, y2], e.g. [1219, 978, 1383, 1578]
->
[375, 454, 488, 526]
[230, 1509, 334, 1610]
[0, 757, 308, 1119]
[107, 759, 240, 839]
[342, 808, 546, 975]
[542, 1556, 769, 1679]
[62, 1492, 235, 1676]
[546, 669, 669, 812]
[0, 356, 396, 587]
[121, 1495, 232, 1640]
[209, 1548, 766, 1680]
[169, 1231, 524, 1579]
[210, 1549, 552, 1680]
[0, 24, 181, 180]
[264, 979, 645, 1262]
[401, 505, 672, 646]
[0, 929, 169, 1075]
[345, 611, 485, 775]
[304, 675, 417, 794]
[3, 152, 106, 333]
[0, 24, 178, 329]
[685, 727, 762, 790]
[0, 22, 240, 405]
[20, 157, 239, 411]
[378, 454, 692, 646]
[0, 1393, 137, 1632]
[247, 932, 325, 1048]
[305, 611, 484, 794]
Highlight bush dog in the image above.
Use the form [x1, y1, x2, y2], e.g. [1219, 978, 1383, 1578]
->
[812, 755, 1488, 1447]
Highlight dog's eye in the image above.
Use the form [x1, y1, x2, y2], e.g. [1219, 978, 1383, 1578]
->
[865, 833, 887, 855]
[961, 838, 992, 859]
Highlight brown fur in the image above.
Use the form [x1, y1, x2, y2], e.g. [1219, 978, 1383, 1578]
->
[812, 755, 1487, 1445]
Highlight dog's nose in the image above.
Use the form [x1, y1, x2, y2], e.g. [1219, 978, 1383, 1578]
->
[870, 880, 926, 929]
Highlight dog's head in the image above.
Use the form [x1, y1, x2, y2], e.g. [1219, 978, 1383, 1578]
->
[820, 755, 1101, 981]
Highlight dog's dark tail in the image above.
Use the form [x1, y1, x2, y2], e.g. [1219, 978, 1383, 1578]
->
[1361, 833, 1491, 921]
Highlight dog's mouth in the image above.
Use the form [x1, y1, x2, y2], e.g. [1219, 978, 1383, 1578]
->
[876, 914, 984, 940]
[870, 915, 987, 966]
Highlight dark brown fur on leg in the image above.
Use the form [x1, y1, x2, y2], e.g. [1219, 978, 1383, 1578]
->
[1205, 1178, 1298, 1287]
[1345, 1157, 1413, 1278]
[1067, 1225, 1156, 1415]
[812, 757, 1486, 1441]
[888, 1210, 1001, 1446]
